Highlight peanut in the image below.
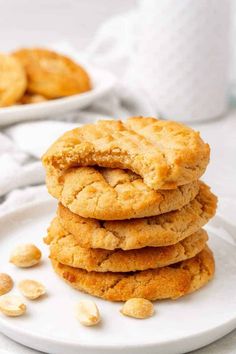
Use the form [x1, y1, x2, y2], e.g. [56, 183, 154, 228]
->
[75, 299, 100, 326]
[120, 298, 154, 319]
[0, 273, 13, 295]
[10, 244, 41, 268]
[0, 295, 26, 317]
[18, 279, 46, 300]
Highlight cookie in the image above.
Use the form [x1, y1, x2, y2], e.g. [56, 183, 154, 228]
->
[46, 167, 200, 220]
[48, 224, 208, 272]
[51, 247, 215, 301]
[13, 48, 91, 98]
[42, 117, 210, 190]
[0, 53, 27, 107]
[50, 182, 216, 250]
[19, 93, 48, 104]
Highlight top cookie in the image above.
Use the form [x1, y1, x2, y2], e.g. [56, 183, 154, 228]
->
[42, 117, 210, 190]
[13, 48, 91, 98]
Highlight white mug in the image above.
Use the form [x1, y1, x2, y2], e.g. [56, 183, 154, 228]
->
[132, 0, 230, 122]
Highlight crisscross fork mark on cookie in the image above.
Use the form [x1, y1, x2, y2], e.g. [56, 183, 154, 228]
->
[42, 117, 210, 190]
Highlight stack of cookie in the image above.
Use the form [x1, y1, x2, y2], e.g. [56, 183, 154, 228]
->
[42, 117, 217, 301]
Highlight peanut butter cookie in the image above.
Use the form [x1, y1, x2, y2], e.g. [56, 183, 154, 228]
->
[48, 182, 216, 250]
[0, 53, 26, 107]
[48, 226, 208, 272]
[42, 117, 210, 190]
[46, 167, 200, 220]
[51, 247, 215, 301]
[19, 93, 48, 104]
[13, 48, 91, 98]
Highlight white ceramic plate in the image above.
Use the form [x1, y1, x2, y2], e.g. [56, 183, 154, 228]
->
[0, 66, 116, 127]
[0, 201, 235, 354]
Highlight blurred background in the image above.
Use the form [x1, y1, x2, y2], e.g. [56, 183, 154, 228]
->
[0, 0, 136, 51]
[1, 0, 235, 120]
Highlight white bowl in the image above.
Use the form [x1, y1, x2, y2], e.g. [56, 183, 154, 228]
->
[0, 66, 116, 126]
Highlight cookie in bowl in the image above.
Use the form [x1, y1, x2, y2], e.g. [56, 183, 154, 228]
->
[13, 48, 91, 98]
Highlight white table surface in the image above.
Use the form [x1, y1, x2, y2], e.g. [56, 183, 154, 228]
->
[0, 110, 235, 354]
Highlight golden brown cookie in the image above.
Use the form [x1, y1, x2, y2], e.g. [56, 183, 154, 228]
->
[49, 182, 216, 250]
[46, 167, 200, 220]
[42, 117, 210, 191]
[13, 48, 91, 98]
[19, 93, 48, 104]
[51, 247, 215, 301]
[0, 53, 27, 107]
[48, 225, 208, 272]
